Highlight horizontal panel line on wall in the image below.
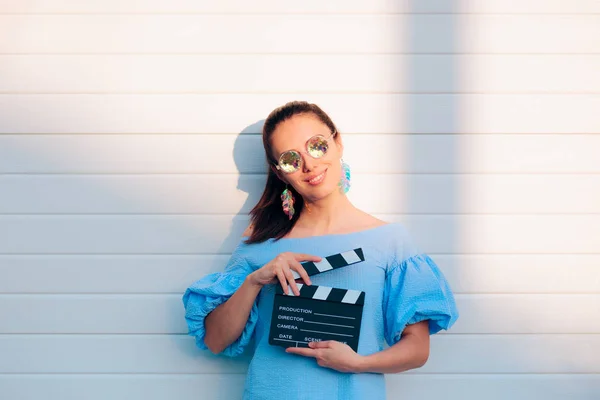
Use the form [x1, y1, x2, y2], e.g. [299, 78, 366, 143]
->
[2, 12, 600, 15]
[0, 372, 242, 375]
[3, 253, 598, 256]
[3, 133, 600, 136]
[3, 293, 596, 298]
[4, 93, 595, 96]
[0, 333, 187, 336]
[4, 333, 597, 336]
[2, 92, 600, 95]
[2, 253, 599, 256]
[1, 0, 598, 14]
[2, 373, 598, 376]
[0, 372, 597, 376]
[2, 292, 599, 295]
[2, 53, 600, 56]
[2, 293, 599, 303]
[3, 213, 600, 216]
[0, 333, 598, 337]
[1, 92, 599, 95]
[2, 214, 600, 218]
[5, 172, 600, 175]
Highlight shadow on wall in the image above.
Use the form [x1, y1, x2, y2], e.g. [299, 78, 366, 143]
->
[216, 119, 267, 255]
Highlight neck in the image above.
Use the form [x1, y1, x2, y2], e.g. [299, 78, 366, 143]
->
[295, 190, 356, 235]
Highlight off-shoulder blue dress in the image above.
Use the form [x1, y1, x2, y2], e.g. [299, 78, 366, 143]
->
[182, 222, 459, 400]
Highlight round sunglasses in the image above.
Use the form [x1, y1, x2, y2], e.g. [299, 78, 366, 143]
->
[274, 131, 337, 174]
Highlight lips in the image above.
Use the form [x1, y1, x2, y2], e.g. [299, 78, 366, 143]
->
[305, 169, 327, 185]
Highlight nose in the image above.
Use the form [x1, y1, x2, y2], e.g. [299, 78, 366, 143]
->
[300, 152, 316, 173]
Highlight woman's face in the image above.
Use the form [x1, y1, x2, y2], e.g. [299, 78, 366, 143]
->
[270, 114, 343, 201]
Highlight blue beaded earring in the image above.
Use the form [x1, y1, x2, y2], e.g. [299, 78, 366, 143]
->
[338, 158, 351, 194]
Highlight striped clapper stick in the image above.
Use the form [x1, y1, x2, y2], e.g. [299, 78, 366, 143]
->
[269, 284, 365, 352]
[291, 248, 365, 280]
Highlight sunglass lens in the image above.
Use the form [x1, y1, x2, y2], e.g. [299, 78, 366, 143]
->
[279, 151, 301, 173]
[307, 136, 329, 158]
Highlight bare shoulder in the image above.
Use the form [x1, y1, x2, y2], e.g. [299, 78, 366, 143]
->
[357, 211, 389, 229]
[242, 223, 254, 237]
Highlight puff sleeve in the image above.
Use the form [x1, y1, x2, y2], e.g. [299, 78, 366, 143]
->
[182, 241, 258, 357]
[383, 230, 459, 345]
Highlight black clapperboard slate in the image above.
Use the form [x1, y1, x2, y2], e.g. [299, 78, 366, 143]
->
[269, 248, 366, 352]
[290, 248, 364, 280]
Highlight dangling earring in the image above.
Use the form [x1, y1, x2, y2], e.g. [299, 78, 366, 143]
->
[338, 158, 351, 194]
[281, 184, 295, 220]
[304, 201, 312, 214]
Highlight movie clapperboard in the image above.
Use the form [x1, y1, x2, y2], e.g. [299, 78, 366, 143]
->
[269, 249, 366, 352]
[289, 248, 364, 280]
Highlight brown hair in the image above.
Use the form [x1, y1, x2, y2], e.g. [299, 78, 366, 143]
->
[245, 101, 339, 244]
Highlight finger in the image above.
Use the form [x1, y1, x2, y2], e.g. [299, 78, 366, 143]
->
[308, 341, 333, 349]
[290, 260, 312, 285]
[275, 270, 288, 295]
[282, 267, 300, 296]
[285, 347, 318, 357]
[292, 253, 323, 263]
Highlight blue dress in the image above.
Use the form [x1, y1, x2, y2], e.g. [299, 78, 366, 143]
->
[182, 223, 459, 400]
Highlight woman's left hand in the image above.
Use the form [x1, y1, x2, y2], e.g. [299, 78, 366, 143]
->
[285, 341, 364, 373]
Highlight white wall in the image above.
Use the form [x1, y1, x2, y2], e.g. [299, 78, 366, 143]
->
[0, 1, 599, 399]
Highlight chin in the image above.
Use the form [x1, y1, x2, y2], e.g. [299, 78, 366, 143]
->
[304, 181, 340, 201]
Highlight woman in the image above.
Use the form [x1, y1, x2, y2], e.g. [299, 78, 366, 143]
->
[182, 101, 459, 399]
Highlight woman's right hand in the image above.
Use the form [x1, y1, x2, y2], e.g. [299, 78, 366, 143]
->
[248, 252, 322, 296]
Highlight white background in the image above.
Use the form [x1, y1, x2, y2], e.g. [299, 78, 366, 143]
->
[0, 1, 599, 399]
